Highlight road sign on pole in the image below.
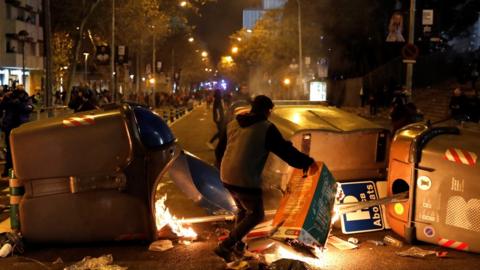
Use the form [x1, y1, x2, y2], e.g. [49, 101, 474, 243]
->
[340, 181, 385, 234]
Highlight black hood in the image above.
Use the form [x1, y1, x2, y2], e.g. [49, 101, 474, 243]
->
[236, 113, 267, 128]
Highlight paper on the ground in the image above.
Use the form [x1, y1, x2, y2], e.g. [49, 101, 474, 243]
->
[327, 236, 358, 250]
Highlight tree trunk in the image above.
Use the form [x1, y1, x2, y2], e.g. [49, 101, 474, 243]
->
[43, 0, 53, 114]
[64, 0, 102, 104]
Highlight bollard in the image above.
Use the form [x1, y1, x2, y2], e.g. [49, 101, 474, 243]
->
[163, 111, 168, 122]
[9, 169, 23, 231]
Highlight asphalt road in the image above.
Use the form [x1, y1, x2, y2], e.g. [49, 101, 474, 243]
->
[0, 104, 479, 269]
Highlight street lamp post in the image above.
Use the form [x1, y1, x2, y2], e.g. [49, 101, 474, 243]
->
[83, 52, 89, 82]
[296, 0, 304, 99]
[111, 0, 116, 101]
[405, 0, 416, 95]
[18, 30, 29, 87]
[151, 26, 156, 106]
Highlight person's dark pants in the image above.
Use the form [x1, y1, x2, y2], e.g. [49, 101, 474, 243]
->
[220, 184, 265, 250]
[209, 122, 224, 144]
[3, 129, 12, 176]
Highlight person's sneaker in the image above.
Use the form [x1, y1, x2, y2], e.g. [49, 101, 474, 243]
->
[232, 242, 245, 257]
[233, 242, 257, 259]
[214, 244, 234, 262]
[206, 142, 215, 150]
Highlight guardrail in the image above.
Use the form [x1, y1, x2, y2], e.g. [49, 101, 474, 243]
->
[30, 101, 197, 124]
[31, 106, 73, 121]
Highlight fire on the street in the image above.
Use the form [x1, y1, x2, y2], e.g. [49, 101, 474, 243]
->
[155, 195, 198, 239]
[267, 184, 342, 268]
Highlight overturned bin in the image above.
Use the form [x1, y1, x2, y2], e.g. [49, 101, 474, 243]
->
[10, 104, 235, 243]
[386, 122, 480, 253]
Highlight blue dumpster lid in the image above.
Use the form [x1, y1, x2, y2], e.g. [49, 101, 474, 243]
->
[133, 107, 175, 148]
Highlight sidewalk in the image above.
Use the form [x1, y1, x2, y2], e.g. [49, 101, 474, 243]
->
[341, 106, 392, 130]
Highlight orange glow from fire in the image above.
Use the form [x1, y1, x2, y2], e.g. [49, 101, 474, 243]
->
[264, 244, 324, 268]
[155, 195, 198, 239]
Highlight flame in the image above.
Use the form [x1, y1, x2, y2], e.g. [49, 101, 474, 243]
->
[274, 245, 325, 268]
[155, 195, 198, 239]
[331, 184, 344, 225]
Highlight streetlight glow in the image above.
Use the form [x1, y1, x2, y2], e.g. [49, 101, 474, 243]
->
[231, 46, 239, 54]
[283, 78, 291, 86]
[188, 37, 194, 43]
[149, 78, 156, 84]
[201, 51, 208, 58]
[222, 56, 233, 64]
[180, 1, 187, 7]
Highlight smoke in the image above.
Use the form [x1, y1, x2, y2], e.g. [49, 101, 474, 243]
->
[449, 16, 480, 52]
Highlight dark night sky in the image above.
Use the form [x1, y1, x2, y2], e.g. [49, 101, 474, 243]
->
[193, 0, 261, 63]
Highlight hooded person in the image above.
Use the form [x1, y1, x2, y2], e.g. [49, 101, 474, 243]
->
[214, 95, 319, 262]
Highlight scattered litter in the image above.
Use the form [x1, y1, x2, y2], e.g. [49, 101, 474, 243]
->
[347, 237, 359, 244]
[0, 243, 12, 257]
[198, 230, 212, 241]
[396, 247, 436, 258]
[327, 236, 357, 250]
[0, 232, 24, 254]
[157, 225, 177, 239]
[267, 259, 311, 270]
[226, 260, 250, 270]
[64, 254, 127, 270]
[215, 228, 230, 237]
[383, 235, 403, 247]
[52, 257, 64, 265]
[149, 240, 174, 252]
[215, 228, 230, 241]
[179, 239, 192, 245]
[436, 251, 449, 258]
[366, 240, 385, 246]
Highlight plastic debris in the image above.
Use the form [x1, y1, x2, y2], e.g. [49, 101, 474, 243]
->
[267, 259, 311, 270]
[149, 240, 174, 252]
[396, 247, 436, 258]
[327, 236, 357, 250]
[347, 237, 359, 244]
[383, 235, 403, 247]
[215, 228, 230, 241]
[179, 239, 192, 245]
[436, 251, 449, 258]
[0, 243, 12, 257]
[366, 240, 385, 246]
[52, 257, 64, 265]
[226, 260, 250, 270]
[0, 232, 24, 254]
[64, 254, 127, 270]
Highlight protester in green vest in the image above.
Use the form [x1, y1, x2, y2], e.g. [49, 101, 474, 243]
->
[214, 95, 319, 262]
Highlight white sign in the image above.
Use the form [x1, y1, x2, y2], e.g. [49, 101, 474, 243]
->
[118, 45, 125, 56]
[309, 81, 327, 102]
[422, 10, 434, 25]
[305, 56, 311, 66]
[317, 58, 328, 78]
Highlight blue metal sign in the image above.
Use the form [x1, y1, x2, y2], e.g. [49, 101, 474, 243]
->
[340, 181, 384, 234]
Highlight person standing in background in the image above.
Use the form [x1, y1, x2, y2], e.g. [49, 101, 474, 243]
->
[0, 85, 33, 177]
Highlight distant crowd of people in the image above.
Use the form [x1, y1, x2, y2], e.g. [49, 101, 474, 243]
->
[449, 87, 480, 123]
[0, 84, 34, 177]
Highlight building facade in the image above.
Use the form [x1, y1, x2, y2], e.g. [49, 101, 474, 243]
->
[0, 0, 44, 94]
[263, 0, 287, 10]
[242, 9, 267, 31]
[242, 0, 286, 30]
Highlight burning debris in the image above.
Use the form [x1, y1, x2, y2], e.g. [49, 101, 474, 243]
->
[235, 163, 338, 268]
[154, 195, 197, 240]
